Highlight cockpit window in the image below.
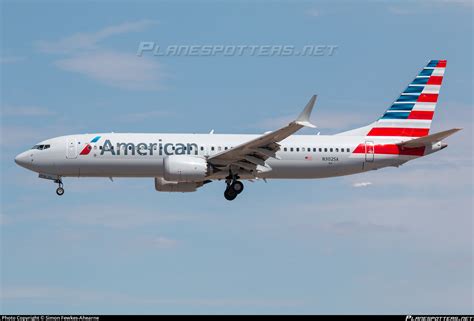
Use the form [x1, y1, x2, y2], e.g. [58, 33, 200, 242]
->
[31, 144, 51, 150]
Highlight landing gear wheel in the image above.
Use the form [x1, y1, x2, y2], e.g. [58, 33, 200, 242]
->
[231, 181, 244, 194]
[56, 187, 65, 196]
[54, 179, 64, 196]
[224, 187, 237, 201]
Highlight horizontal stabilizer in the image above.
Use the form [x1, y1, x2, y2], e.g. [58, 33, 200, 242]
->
[399, 128, 462, 148]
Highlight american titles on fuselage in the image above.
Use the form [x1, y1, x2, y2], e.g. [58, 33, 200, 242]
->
[100, 139, 198, 156]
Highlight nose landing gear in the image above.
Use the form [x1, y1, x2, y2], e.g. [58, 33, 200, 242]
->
[54, 179, 64, 196]
[224, 175, 244, 201]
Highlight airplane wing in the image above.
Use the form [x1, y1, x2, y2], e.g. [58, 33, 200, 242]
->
[399, 128, 462, 148]
[208, 95, 317, 174]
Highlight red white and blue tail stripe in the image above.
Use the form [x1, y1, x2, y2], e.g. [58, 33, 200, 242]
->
[367, 60, 446, 137]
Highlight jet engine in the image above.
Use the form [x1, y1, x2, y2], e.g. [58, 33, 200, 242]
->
[155, 177, 203, 193]
[163, 155, 208, 182]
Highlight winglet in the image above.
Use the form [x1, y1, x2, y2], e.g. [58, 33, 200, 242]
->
[295, 95, 317, 128]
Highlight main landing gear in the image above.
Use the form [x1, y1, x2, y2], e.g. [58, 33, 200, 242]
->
[224, 175, 244, 201]
[54, 179, 64, 196]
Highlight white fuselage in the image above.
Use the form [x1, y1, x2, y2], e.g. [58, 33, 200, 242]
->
[14, 133, 440, 181]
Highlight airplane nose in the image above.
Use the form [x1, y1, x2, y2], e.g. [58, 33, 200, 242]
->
[14, 152, 30, 168]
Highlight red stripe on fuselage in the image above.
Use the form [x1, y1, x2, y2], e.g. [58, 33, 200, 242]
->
[408, 110, 434, 120]
[367, 127, 429, 137]
[352, 143, 425, 156]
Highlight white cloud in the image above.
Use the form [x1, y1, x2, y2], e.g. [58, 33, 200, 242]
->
[255, 110, 371, 132]
[306, 8, 321, 17]
[357, 164, 472, 189]
[431, 0, 473, 7]
[39, 204, 198, 229]
[55, 51, 164, 90]
[0, 286, 306, 308]
[141, 236, 179, 249]
[36, 20, 164, 91]
[0, 213, 7, 225]
[352, 182, 372, 188]
[388, 0, 473, 15]
[0, 56, 25, 64]
[0, 124, 76, 147]
[387, 6, 415, 15]
[327, 220, 407, 235]
[2, 105, 56, 117]
[36, 19, 158, 54]
[117, 110, 173, 122]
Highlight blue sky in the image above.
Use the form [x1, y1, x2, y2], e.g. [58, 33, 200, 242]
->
[1, 0, 473, 314]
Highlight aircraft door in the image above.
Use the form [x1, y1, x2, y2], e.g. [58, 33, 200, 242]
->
[365, 141, 374, 162]
[203, 145, 210, 157]
[66, 137, 77, 159]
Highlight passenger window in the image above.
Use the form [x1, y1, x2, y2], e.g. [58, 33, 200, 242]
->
[347, 148, 350, 152]
[290, 148, 294, 152]
[211, 146, 215, 151]
[324, 148, 327, 152]
[302, 147, 305, 152]
[200, 146, 204, 151]
[218, 146, 222, 151]
[225, 147, 228, 150]
[330, 148, 333, 152]
[296, 148, 300, 152]
[336, 148, 339, 152]
[319, 148, 322, 152]
[313, 148, 316, 152]
[284, 147, 287, 152]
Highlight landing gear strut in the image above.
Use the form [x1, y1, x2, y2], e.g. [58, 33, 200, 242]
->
[55, 179, 64, 196]
[224, 174, 244, 201]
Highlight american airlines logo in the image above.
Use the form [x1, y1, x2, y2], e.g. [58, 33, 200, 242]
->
[97, 139, 199, 156]
[80, 136, 101, 155]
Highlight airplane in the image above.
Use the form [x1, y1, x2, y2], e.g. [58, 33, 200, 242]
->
[15, 60, 461, 201]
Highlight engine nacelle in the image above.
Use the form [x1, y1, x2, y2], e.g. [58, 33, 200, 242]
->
[163, 155, 208, 182]
[155, 177, 202, 192]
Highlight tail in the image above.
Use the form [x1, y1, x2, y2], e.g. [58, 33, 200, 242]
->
[338, 59, 446, 137]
